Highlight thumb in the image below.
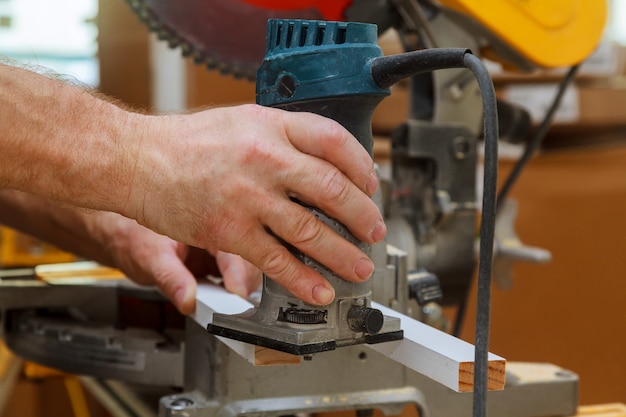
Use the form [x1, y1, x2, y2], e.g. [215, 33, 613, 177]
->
[151, 248, 198, 315]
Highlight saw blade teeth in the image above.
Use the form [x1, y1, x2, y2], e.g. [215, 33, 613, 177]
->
[123, 0, 253, 79]
[135, 7, 150, 22]
[180, 43, 193, 57]
[230, 65, 247, 80]
[192, 52, 205, 65]
[218, 63, 231, 75]
[147, 19, 160, 31]
[205, 57, 219, 71]
[156, 29, 169, 40]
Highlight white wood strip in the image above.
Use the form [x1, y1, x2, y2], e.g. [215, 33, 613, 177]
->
[193, 282, 506, 391]
[193, 283, 257, 363]
[370, 303, 506, 392]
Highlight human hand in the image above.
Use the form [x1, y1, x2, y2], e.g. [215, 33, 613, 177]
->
[90, 212, 262, 314]
[0, 65, 381, 307]
[124, 104, 386, 306]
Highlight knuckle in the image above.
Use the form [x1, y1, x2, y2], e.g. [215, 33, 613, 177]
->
[320, 168, 350, 207]
[154, 270, 180, 296]
[260, 245, 293, 281]
[211, 215, 252, 252]
[323, 120, 349, 148]
[241, 103, 266, 118]
[289, 212, 324, 247]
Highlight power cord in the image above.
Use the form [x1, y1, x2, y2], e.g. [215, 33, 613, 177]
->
[463, 53, 498, 417]
[372, 48, 498, 417]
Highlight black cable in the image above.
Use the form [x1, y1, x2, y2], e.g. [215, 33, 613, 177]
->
[496, 64, 580, 211]
[371, 48, 470, 88]
[463, 53, 498, 417]
[372, 49, 499, 417]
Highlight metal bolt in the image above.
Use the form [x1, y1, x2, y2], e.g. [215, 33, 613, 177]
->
[170, 398, 194, 410]
[451, 136, 470, 160]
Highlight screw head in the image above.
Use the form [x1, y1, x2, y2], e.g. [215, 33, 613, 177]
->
[451, 136, 471, 160]
[277, 75, 296, 98]
[170, 398, 194, 410]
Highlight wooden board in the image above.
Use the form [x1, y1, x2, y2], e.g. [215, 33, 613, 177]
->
[34, 261, 126, 284]
[194, 282, 506, 392]
[574, 404, 626, 417]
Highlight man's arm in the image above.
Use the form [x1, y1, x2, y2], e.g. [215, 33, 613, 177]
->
[0, 63, 140, 215]
[0, 63, 386, 307]
[0, 190, 116, 266]
[0, 190, 261, 314]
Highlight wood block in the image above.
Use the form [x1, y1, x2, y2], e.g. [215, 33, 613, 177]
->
[253, 347, 301, 366]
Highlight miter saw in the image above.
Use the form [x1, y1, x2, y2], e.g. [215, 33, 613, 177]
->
[0, 1, 607, 417]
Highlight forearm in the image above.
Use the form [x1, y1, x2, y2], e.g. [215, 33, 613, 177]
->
[0, 63, 144, 216]
[0, 190, 208, 315]
[0, 190, 117, 267]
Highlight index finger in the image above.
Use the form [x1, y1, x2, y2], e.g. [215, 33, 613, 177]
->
[279, 110, 379, 197]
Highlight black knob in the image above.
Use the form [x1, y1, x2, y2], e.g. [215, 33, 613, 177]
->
[348, 307, 383, 334]
[408, 269, 443, 306]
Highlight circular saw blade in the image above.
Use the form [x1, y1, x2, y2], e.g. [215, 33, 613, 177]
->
[126, 0, 396, 79]
[127, 0, 325, 79]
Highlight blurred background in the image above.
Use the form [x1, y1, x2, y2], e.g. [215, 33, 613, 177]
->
[0, 1, 626, 416]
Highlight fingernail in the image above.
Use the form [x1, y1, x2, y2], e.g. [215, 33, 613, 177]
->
[354, 258, 374, 280]
[366, 170, 379, 196]
[312, 284, 335, 305]
[370, 220, 387, 243]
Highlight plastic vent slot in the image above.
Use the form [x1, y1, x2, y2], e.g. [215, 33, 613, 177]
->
[271, 20, 349, 50]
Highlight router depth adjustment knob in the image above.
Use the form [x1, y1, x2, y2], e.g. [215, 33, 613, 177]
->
[283, 308, 327, 324]
[347, 306, 384, 334]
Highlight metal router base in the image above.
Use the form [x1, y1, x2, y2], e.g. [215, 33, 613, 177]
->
[207, 309, 404, 356]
